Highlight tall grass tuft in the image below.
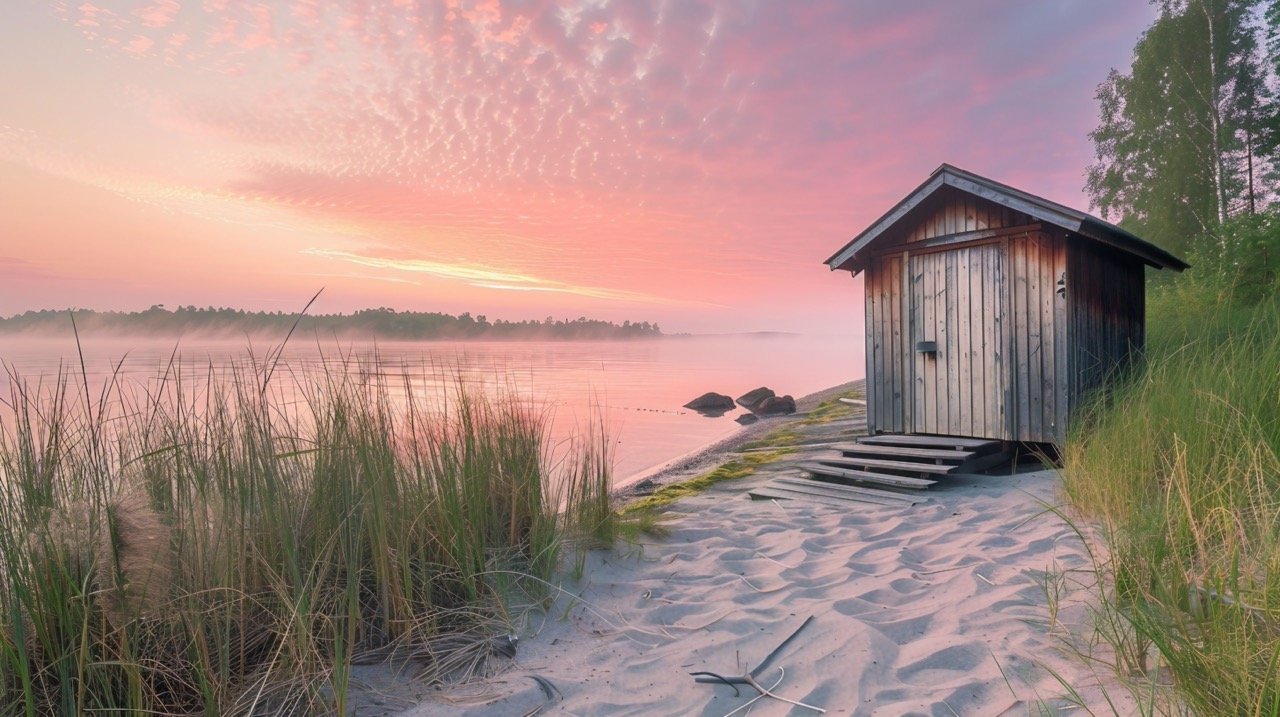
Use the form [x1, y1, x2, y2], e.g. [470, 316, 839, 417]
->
[0, 352, 615, 715]
[1062, 289, 1280, 714]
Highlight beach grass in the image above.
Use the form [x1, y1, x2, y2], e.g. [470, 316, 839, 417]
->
[1061, 286, 1280, 714]
[799, 387, 865, 425]
[0, 353, 614, 715]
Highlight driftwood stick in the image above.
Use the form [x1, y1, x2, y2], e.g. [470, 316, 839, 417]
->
[750, 614, 814, 678]
[690, 615, 825, 714]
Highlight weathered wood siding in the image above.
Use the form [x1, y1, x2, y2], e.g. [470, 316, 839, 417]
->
[1008, 231, 1069, 444]
[860, 193, 1147, 446]
[907, 243, 1010, 439]
[902, 188, 1034, 243]
[1067, 239, 1146, 421]
[865, 254, 906, 433]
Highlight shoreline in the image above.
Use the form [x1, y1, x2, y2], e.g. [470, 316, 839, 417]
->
[614, 379, 863, 497]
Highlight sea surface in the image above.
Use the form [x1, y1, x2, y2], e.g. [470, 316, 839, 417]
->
[0, 333, 863, 485]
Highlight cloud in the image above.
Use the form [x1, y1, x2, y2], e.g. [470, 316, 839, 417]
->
[133, 0, 180, 29]
[302, 248, 673, 303]
[15, 1, 1157, 328]
[0, 256, 66, 282]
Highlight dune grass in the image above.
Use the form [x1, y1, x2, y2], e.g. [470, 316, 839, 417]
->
[0, 352, 614, 715]
[1061, 288, 1280, 714]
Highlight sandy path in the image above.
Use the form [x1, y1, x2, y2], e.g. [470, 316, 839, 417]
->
[372, 395, 1134, 716]
[408, 471, 1131, 715]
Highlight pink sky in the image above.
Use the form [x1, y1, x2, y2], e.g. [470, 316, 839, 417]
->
[0, 1, 1155, 333]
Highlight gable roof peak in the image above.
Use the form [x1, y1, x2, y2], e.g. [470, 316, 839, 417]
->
[824, 164, 1187, 273]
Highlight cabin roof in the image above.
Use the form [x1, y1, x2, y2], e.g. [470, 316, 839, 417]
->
[824, 163, 1189, 273]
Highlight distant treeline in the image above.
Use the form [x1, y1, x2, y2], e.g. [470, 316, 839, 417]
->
[0, 306, 663, 340]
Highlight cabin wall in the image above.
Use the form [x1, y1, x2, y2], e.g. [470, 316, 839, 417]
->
[861, 195, 1147, 446]
[1067, 240, 1146, 423]
[1008, 231, 1069, 444]
[864, 254, 906, 434]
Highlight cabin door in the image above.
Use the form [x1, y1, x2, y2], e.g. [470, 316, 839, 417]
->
[907, 244, 1009, 439]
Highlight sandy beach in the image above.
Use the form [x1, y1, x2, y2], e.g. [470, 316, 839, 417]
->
[356, 383, 1133, 716]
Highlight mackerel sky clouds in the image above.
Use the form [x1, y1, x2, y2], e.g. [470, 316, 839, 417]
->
[0, 1, 1154, 332]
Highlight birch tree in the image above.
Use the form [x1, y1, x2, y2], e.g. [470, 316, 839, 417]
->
[1086, 0, 1271, 255]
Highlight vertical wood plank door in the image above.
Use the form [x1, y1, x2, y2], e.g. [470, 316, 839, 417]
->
[909, 244, 1009, 439]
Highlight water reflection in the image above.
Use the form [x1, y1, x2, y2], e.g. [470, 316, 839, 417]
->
[0, 334, 863, 483]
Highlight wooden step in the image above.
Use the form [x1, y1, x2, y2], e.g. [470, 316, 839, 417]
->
[772, 475, 918, 504]
[798, 462, 936, 490]
[832, 443, 973, 461]
[749, 487, 889, 508]
[749, 483, 911, 507]
[819, 457, 958, 475]
[859, 434, 1000, 451]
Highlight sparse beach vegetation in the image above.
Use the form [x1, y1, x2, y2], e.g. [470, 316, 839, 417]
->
[621, 447, 795, 514]
[0, 352, 614, 714]
[1061, 215, 1280, 714]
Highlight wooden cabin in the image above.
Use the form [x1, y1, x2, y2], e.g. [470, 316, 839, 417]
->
[825, 164, 1187, 447]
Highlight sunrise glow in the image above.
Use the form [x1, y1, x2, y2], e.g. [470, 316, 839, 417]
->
[0, 1, 1156, 332]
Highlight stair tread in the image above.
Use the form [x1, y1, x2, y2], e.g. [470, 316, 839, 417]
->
[820, 457, 959, 474]
[859, 434, 1000, 450]
[832, 443, 973, 460]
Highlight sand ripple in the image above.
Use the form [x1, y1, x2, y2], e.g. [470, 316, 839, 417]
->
[398, 468, 1134, 716]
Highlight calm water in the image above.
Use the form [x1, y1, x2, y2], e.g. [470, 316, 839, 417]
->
[0, 334, 863, 485]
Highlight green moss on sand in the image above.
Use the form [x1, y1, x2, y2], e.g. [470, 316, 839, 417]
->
[621, 448, 794, 514]
[800, 388, 864, 425]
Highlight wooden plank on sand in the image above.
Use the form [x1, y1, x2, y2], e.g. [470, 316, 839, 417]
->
[748, 486, 899, 508]
[799, 462, 936, 490]
[772, 476, 918, 504]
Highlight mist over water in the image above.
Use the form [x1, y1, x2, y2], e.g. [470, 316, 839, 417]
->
[1, 333, 863, 483]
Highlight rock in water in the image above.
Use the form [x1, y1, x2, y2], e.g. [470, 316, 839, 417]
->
[735, 387, 776, 410]
[683, 392, 736, 411]
[754, 395, 796, 416]
[734, 413, 759, 425]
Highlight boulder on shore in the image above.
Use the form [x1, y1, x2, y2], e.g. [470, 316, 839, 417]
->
[754, 395, 796, 416]
[734, 413, 759, 425]
[683, 392, 736, 412]
[735, 387, 776, 410]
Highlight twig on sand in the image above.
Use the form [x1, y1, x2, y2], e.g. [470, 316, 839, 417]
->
[522, 675, 562, 716]
[690, 615, 826, 714]
[913, 560, 983, 577]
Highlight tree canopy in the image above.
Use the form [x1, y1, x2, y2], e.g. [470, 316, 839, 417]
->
[1086, 0, 1277, 258]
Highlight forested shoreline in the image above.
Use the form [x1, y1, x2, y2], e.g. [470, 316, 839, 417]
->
[0, 306, 663, 340]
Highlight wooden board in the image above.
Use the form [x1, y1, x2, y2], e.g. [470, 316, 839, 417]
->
[858, 434, 999, 450]
[908, 243, 1007, 440]
[751, 482, 915, 507]
[799, 463, 936, 490]
[831, 443, 973, 461]
[771, 476, 918, 504]
[748, 487, 890, 508]
[820, 457, 958, 475]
